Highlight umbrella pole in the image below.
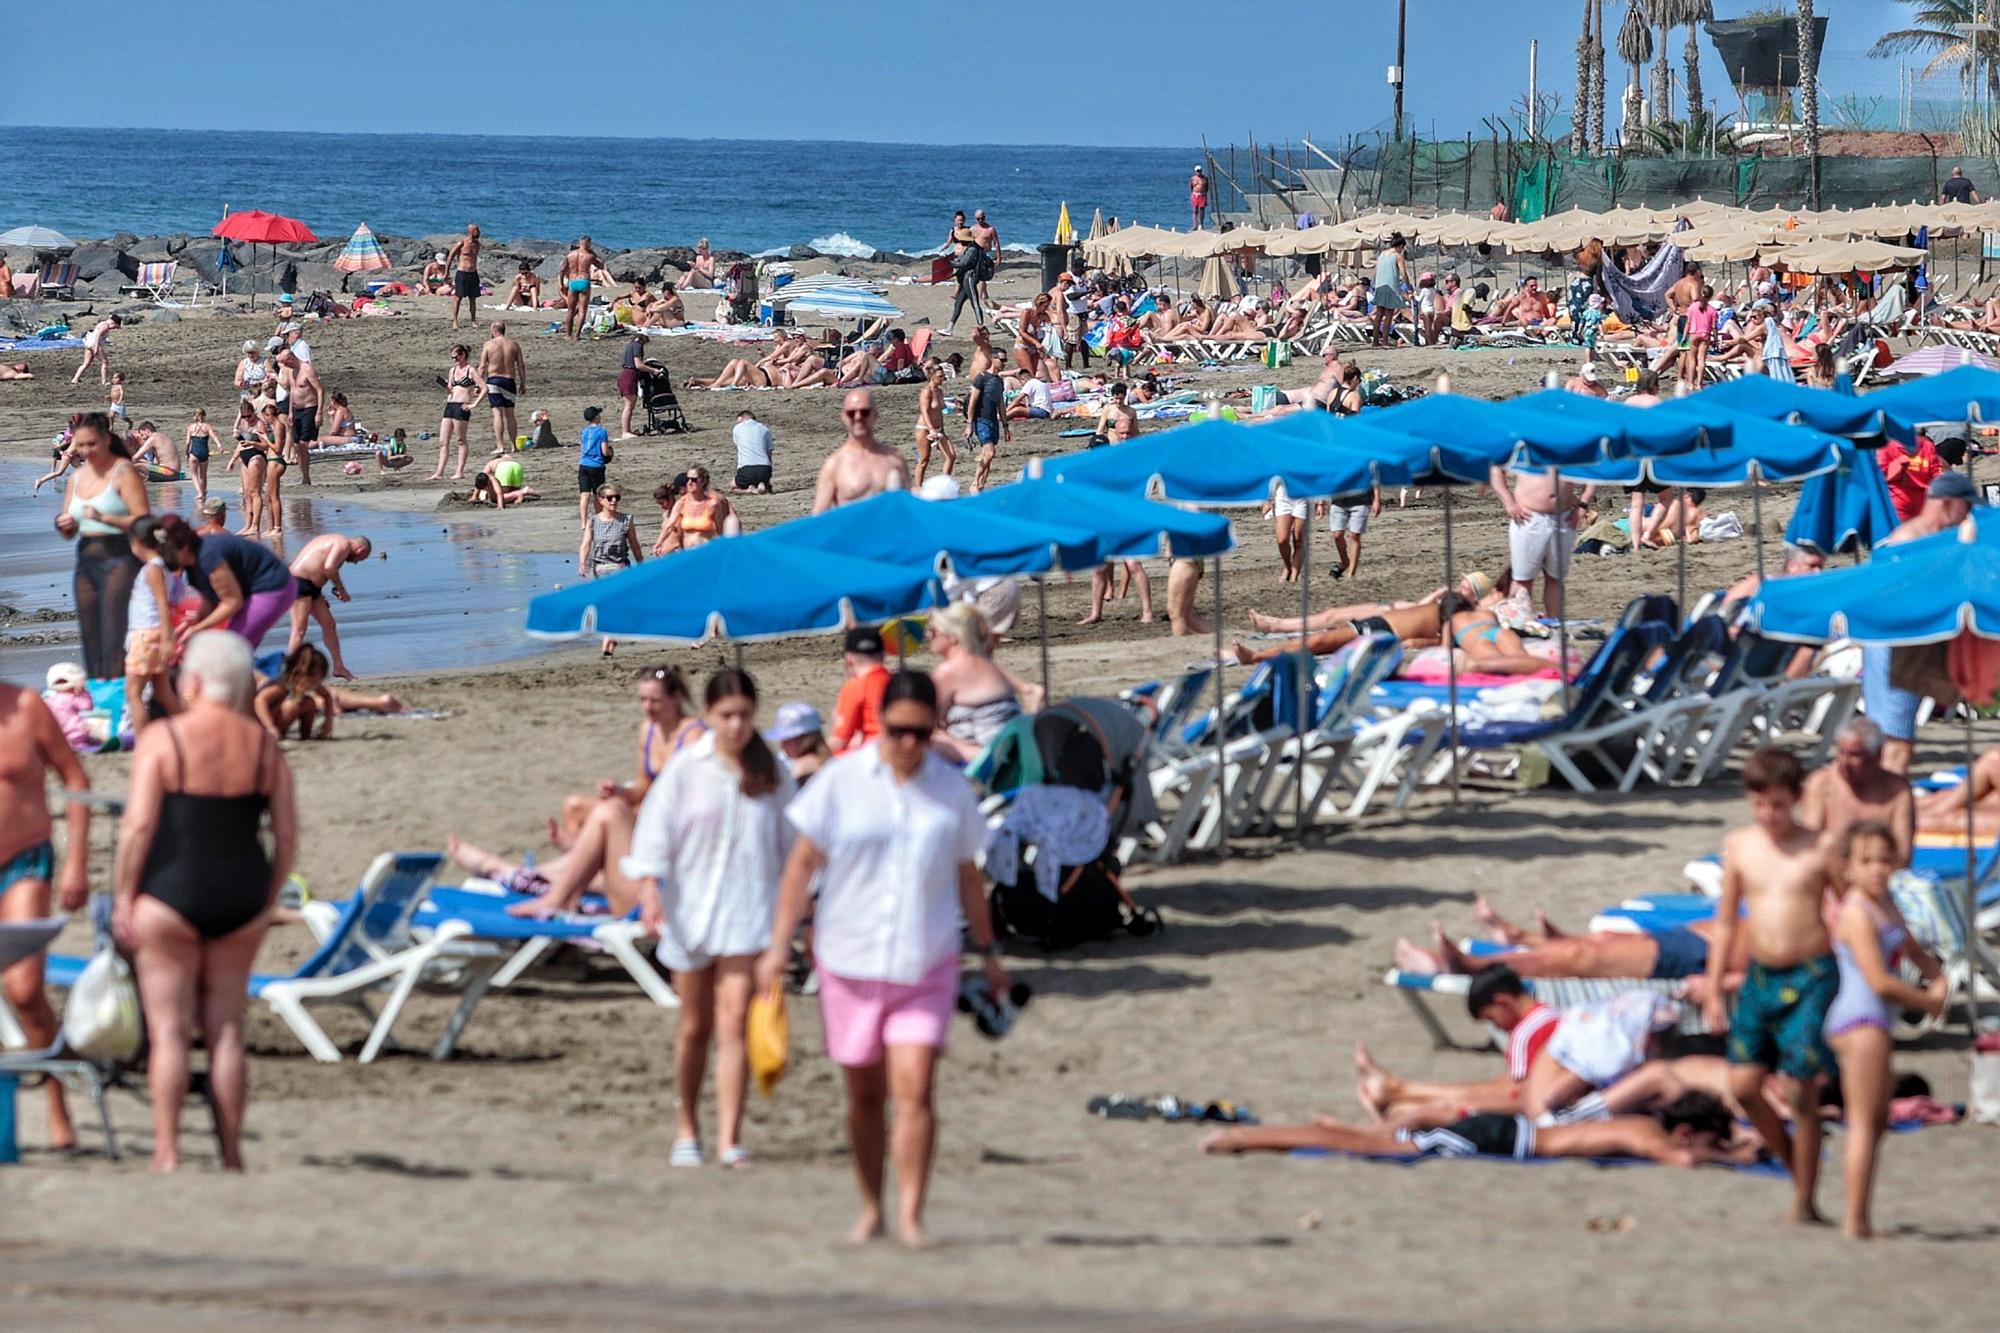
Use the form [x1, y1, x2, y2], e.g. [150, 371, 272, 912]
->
[1753, 475, 1766, 582]
[1297, 516, 1311, 838]
[1213, 555, 1228, 862]
[1676, 489, 1688, 625]
[1966, 704, 1983, 1033]
[1555, 467, 1571, 714]
[734, 642, 745, 671]
[1038, 576, 1052, 702]
[1443, 485, 1461, 807]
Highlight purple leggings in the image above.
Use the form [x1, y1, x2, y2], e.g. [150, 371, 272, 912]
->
[227, 584, 299, 650]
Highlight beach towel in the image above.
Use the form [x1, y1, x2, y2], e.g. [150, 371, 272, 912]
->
[1600, 243, 1685, 324]
[0, 335, 85, 352]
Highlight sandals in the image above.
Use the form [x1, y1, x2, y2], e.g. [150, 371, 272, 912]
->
[719, 1146, 750, 1169]
[669, 1138, 703, 1168]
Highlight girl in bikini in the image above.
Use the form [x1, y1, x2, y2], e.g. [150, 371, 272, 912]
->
[253, 644, 335, 741]
[257, 403, 290, 538]
[430, 345, 479, 481]
[228, 409, 270, 536]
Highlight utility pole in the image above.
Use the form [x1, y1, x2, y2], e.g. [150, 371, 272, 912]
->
[1392, 0, 1407, 142]
[1528, 38, 1539, 140]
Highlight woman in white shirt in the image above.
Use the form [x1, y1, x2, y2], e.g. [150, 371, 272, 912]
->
[629, 669, 794, 1170]
[757, 669, 1008, 1248]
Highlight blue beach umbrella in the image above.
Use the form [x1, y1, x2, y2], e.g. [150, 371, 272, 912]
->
[1784, 447, 1900, 555]
[1037, 415, 1396, 502]
[777, 286, 902, 320]
[524, 533, 940, 643]
[1563, 406, 1848, 487]
[1863, 365, 2000, 434]
[1362, 390, 1626, 470]
[961, 475, 1234, 563]
[1688, 375, 1887, 437]
[758, 489, 1100, 578]
[1747, 508, 2000, 645]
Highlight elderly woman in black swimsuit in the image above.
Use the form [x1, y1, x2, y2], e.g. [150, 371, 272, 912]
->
[114, 631, 296, 1172]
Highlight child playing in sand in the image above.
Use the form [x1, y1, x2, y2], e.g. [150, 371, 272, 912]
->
[124, 517, 182, 727]
[106, 371, 128, 422]
[376, 426, 415, 472]
[1826, 820, 1949, 1238]
[32, 425, 78, 493]
[254, 645, 335, 741]
[1705, 747, 1837, 1224]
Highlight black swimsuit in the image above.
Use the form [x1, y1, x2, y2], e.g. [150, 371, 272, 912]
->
[137, 722, 275, 939]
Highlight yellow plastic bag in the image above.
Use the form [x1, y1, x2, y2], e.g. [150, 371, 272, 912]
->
[747, 984, 789, 1096]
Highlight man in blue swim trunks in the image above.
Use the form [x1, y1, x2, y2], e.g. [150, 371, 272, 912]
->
[0, 678, 94, 1150]
[559, 237, 600, 342]
[1706, 747, 1838, 1224]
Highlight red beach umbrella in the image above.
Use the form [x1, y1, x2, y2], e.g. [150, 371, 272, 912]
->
[212, 210, 318, 308]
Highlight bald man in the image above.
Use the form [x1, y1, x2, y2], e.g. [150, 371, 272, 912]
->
[811, 388, 910, 513]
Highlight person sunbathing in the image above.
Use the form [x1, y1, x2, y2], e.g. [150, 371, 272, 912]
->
[693, 357, 775, 389]
[1246, 572, 1490, 635]
[1636, 488, 1707, 547]
[1231, 597, 1447, 665]
[1915, 745, 2000, 837]
[503, 261, 541, 309]
[1199, 1091, 1749, 1167]
[444, 811, 646, 919]
[0, 361, 35, 380]
[1390, 894, 1746, 987]
[1441, 594, 1571, 675]
[1206, 306, 1268, 341]
[1159, 297, 1216, 341]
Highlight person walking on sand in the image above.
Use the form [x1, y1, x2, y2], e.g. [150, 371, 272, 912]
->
[0, 676, 93, 1153]
[942, 212, 983, 337]
[277, 350, 320, 487]
[560, 237, 600, 341]
[912, 360, 953, 486]
[631, 668, 796, 1170]
[285, 533, 374, 680]
[479, 321, 525, 456]
[970, 209, 1000, 312]
[757, 669, 1008, 1248]
[115, 630, 296, 1172]
[1488, 462, 1592, 619]
[812, 388, 909, 513]
[446, 222, 482, 329]
[71, 315, 120, 385]
[1189, 165, 1211, 230]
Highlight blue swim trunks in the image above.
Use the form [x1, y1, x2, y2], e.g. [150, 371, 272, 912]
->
[1, 839, 55, 890]
[1728, 955, 1839, 1080]
[973, 418, 999, 446]
[1649, 927, 1709, 979]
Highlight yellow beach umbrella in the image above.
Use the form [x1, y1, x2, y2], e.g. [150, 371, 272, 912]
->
[1055, 202, 1076, 246]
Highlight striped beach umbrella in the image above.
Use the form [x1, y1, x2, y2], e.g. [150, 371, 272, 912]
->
[778, 285, 902, 320]
[334, 223, 392, 273]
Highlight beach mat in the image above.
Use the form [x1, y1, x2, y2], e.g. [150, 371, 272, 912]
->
[0, 335, 84, 351]
[1288, 1145, 1788, 1177]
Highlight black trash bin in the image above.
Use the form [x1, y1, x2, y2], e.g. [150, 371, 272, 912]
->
[1039, 242, 1076, 291]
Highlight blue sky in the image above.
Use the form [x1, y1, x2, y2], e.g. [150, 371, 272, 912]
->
[1, 1, 1922, 146]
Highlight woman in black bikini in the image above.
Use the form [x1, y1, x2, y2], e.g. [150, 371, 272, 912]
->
[114, 631, 296, 1172]
[430, 344, 478, 481]
[228, 407, 269, 537]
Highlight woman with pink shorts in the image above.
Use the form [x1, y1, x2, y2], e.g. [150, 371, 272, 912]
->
[759, 668, 1009, 1248]
[155, 518, 299, 653]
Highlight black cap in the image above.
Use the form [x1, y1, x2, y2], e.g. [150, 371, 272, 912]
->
[844, 626, 885, 656]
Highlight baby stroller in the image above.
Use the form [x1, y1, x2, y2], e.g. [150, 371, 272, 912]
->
[724, 263, 758, 324]
[974, 698, 1163, 950]
[636, 361, 691, 436]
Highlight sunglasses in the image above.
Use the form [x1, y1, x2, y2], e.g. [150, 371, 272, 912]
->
[843, 409, 873, 420]
[883, 723, 931, 743]
[602, 493, 622, 501]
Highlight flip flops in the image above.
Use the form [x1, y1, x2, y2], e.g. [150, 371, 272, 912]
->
[669, 1138, 703, 1168]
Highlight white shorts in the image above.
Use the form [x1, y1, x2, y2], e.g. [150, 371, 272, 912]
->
[1270, 485, 1308, 521]
[1508, 510, 1573, 582]
[1327, 503, 1370, 534]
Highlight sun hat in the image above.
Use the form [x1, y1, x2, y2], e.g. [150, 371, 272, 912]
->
[764, 701, 823, 744]
[1463, 570, 1496, 601]
[1580, 362, 1601, 382]
[46, 662, 86, 691]
[1929, 470, 1977, 501]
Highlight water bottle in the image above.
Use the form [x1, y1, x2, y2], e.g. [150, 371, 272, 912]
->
[957, 976, 1032, 1039]
[0, 1073, 18, 1164]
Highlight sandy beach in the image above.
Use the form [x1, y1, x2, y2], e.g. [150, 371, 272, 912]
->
[3, 264, 1998, 1331]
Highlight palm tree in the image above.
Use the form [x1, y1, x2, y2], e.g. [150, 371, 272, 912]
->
[1618, 0, 1655, 141]
[1650, 0, 1674, 122]
[1799, 0, 1820, 204]
[1868, 1, 2000, 107]
[1588, 0, 1609, 150]
[1679, 0, 1713, 121]
[1575, 0, 1595, 152]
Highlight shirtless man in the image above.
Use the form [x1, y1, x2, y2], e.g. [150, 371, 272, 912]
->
[559, 237, 599, 341]
[479, 322, 526, 456]
[285, 533, 374, 680]
[1097, 381, 1139, 442]
[445, 222, 482, 329]
[0, 680, 92, 1151]
[1489, 464, 1592, 617]
[277, 350, 321, 487]
[970, 209, 999, 311]
[129, 420, 181, 479]
[912, 359, 953, 486]
[1705, 748, 1837, 1223]
[968, 325, 999, 380]
[1798, 719, 1914, 868]
[1189, 166, 1211, 230]
[811, 388, 910, 514]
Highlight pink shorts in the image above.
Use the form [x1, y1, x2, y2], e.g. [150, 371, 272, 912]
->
[818, 955, 958, 1068]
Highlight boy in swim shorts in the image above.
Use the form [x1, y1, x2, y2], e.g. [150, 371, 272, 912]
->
[1706, 747, 1838, 1223]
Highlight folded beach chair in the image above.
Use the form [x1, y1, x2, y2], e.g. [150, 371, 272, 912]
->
[34, 261, 78, 300]
[1127, 666, 1222, 862]
[1381, 969, 1707, 1053]
[417, 885, 679, 1012]
[120, 260, 180, 303]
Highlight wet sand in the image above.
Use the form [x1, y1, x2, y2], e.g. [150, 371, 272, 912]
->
[2, 272, 1996, 1330]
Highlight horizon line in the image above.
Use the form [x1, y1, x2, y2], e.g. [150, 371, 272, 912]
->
[0, 122, 1271, 154]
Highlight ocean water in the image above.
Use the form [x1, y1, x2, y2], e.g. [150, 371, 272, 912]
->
[1, 126, 1198, 256]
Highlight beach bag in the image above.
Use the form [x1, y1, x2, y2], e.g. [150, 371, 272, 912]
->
[747, 984, 789, 1096]
[1262, 340, 1292, 369]
[990, 854, 1156, 951]
[62, 945, 141, 1062]
[1251, 385, 1279, 414]
[953, 245, 981, 275]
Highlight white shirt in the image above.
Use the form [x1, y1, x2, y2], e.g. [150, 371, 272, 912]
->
[621, 733, 796, 970]
[1020, 379, 1052, 415]
[289, 337, 313, 364]
[785, 742, 985, 984]
[732, 418, 775, 469]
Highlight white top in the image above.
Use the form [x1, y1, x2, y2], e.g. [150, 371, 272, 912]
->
[621, 732, 796, 970]
[125, 556, 182, 633]
[1019, 379, 1052, 415]
[289, 337, 313, 363]
[784, 742, 985, 984]
[732, 418, 775, 469]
